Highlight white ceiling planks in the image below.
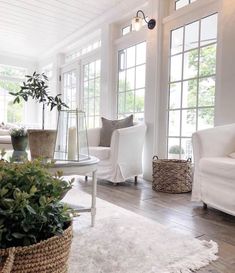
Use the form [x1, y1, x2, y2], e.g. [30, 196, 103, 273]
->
[0, 0, 123, 58]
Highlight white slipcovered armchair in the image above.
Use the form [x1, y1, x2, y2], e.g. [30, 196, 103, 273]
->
[192, 123, 235, 216]
[86, 123, 146, 184]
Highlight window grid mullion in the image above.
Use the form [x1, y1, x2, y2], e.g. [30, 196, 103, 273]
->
[179, 24, 186, 159]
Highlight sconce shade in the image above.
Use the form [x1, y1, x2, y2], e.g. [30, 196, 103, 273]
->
[132, 16, 143, 31]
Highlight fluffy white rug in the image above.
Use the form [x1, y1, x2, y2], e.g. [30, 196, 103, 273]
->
[63, 188, 218, 273]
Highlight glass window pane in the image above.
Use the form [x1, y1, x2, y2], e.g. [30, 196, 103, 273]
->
[84, 98, 89, 113]
[135, 112, 144, 122]
[136, 65, 146, 89]
[94, 79, 100, 96]
[181, 138, 193, 160]
[183, 49, 198, 79]
[136, 42, 146, 65]
[118, 93, 125, 113]
[198, 108, 214, 130]
[0, 65, 27, 79]
[126, 46, 136, 68]
[201, 14, 217, 46]
[199, 44, 216, 77]
[125, 91, 134, 112]
[88, 79, 95, 97]
[88, 117, 94, 128]
[135, 89, 145, 112]
[181, 109, 196, 137]
[122, 25, 131, 36]
[169, 82, 181, 109]
[168, 138, 181, 159]
[94, 97, 100, 115]
[118, 43, 146, 118]
[126, 68, 135, 90]
[171, 27, 184, 55]
[198, 77, 215, 107]
[182, 80, 197, 108]
[89, 62, 95, 79]
[0, 80, 23, 123]
[169, 110, 181, 136]
[185, 21, 199, 51]
[118, 71, 125, 92]
[94, 117, 100, 128]
[95, 60, 101, 77]
[170, 54, 182, 82]
[89, 97, 94, 114]
[119, 51, 125, 70]
[83, 81, 89, 98]
[176, 0, 189, 10]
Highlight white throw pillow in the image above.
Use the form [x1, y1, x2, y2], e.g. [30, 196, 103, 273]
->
[228, 152, 235, 159]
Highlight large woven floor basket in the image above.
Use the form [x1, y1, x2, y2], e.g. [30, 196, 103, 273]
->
[152, 156, 193, 193]
[0, 225, 73, 273]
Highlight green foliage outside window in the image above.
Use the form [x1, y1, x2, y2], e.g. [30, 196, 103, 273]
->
[187, 45, 216, 126]
[0, 80, 23, 123]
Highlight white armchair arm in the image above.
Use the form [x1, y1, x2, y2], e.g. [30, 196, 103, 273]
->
[87, 128, 101, 147]
[192, 123, 235, 201]
[192, 123, 235, 161]
[110, 123, 146, 177]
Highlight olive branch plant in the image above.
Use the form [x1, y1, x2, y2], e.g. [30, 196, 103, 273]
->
[10, 72, 68, 130]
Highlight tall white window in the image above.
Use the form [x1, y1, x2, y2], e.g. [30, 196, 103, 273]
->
[167, 13, 217, 160]
[83, 59, 101, 128]
[117, 41, 146, 121]
[0, 65, 27, 123]
[175, 0, 197, 10]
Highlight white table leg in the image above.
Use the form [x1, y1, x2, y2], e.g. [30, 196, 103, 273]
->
[91, 170, 97, 227]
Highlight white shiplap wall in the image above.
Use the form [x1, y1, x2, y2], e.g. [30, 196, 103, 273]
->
[0, 0, 123, 57]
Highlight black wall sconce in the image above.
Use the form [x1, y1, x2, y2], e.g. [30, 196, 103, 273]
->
[132, 10, 156, 31]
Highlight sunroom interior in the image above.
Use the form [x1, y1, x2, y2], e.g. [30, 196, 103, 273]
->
[0, 0, 235, 272]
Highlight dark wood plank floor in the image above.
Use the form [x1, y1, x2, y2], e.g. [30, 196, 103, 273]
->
[77, 177, 235, 273]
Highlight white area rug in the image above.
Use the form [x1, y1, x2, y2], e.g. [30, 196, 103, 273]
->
[63, 188, 218, 273]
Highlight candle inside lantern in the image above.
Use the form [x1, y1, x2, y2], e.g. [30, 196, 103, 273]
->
[68, 127, 76, 160]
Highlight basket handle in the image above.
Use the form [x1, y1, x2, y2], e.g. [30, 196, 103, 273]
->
[187, 158, 192, 162]
[0, 248, 15, 273]
[152, 155, 159, 160]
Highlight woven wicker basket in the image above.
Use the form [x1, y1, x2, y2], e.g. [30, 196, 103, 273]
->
[152, 156, 192, 193]
[0, 224, 73, 273]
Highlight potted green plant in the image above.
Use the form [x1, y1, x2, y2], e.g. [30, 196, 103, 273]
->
[0, 160, 73, 272]
[169, 145, 185, 159]
[9, 127, 28, 152]
[10, 72, 68, 159]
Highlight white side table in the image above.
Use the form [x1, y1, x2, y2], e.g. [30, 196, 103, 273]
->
[48, 156, 99, 227]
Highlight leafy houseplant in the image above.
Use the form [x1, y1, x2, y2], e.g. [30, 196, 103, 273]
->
[9, 127, 28, 151]
[0, 160, 73, 272]
[10, 72, 69, 159]
[10, 72, 68, 130]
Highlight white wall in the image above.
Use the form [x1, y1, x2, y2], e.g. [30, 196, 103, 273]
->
[215, 0, 235, 125]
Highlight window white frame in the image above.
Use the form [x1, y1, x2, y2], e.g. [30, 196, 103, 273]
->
[158, 0, 220, 159]
[167, 13, 218, 159]
[114, 28, 147, 121]
[81, 58, 101, 128]
[175, 0, 197, 10]
[117, 41, 146, 121]
[60, 49, 101, 128]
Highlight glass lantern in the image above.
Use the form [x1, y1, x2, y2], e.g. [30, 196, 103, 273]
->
[54, 109, 89, 162]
